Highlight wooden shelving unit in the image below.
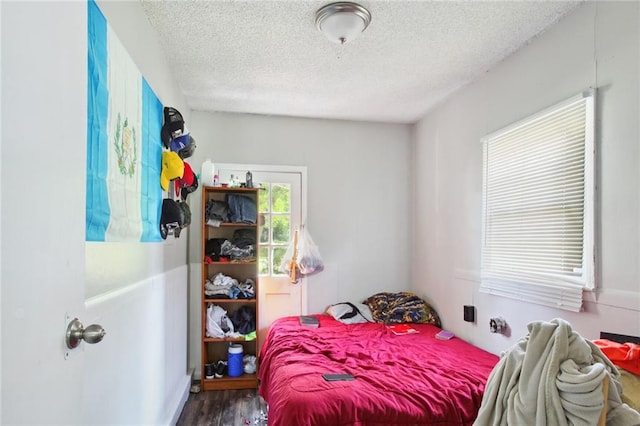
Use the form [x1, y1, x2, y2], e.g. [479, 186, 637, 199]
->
[201, 186, 259, 391]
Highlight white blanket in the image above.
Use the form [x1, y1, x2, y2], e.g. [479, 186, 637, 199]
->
[474, 318, 640, 426]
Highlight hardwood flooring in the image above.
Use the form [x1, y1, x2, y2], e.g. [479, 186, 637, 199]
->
[176, 385, 268, 426]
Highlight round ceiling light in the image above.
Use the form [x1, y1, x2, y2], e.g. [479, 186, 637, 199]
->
[315, 2, 372, 45]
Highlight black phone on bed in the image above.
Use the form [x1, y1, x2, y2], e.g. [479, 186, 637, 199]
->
[322, 373, 355, 381]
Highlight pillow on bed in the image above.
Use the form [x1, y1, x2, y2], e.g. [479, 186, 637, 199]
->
[326, 302, 374, 324]
[363, 291, 441, 327]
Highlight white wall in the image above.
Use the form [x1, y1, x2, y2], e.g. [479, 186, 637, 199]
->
[86, 0, 190, 298]
[82, 1, 192, 423]
[412, 1, 640, 355]
[83, 266, 189, 426]
[186, 111, 413, 374]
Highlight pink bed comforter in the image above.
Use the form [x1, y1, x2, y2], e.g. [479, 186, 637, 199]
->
[258, 315, 498, 426]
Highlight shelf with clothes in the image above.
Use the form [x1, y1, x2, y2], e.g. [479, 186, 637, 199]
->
[201, 186, 260, 391]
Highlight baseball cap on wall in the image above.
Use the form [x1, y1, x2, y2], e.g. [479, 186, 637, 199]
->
[160, 198, 192, 239]
[169, 133, 196, 159]
[175, 161, 199, 200]
[161, 107, 185, 148]
[160, 151, 184, 191]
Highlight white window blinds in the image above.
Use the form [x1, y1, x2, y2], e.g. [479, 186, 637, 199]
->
[480, 90, 595, 312]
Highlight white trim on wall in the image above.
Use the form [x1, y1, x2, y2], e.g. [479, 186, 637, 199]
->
[583, 289, 640, 312]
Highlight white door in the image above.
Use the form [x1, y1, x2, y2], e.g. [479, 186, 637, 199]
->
[2, 2, 87, 424]
[217, 165, 306, 351]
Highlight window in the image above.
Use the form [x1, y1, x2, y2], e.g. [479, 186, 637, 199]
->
[480, 90, 595, 312]
[258, 182, 292, 276]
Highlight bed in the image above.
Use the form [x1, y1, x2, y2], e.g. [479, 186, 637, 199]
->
[258, 314, 499, 426]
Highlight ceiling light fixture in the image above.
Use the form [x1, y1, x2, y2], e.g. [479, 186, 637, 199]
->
[315, 2, 372, 45]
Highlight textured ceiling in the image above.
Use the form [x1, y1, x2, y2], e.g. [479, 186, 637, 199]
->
[140, 1, 581, 124]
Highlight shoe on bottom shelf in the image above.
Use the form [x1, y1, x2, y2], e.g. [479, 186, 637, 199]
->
[204, 363, 215, 380]
[215, 360, 228, 378]
[243, 355, 257, 374]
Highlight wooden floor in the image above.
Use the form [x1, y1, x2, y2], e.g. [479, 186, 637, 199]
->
[176, 385, 268, 426]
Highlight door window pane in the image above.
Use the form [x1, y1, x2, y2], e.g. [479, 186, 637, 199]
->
[259, 217, 270, 244]
[272, 215, 290, 244]
[258, 246, 269, 275]
[258, 183, 270, 213]
[272, 184, 290, 213]
[273, 247, 287, 274]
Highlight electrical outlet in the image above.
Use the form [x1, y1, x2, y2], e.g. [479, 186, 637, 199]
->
[464, 305, 475, 322]
[489, 317, 507, 333]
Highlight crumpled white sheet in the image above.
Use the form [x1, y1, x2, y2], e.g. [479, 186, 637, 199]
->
[474, 318, 640, 426]
[213, 272, 239, 286]
[206, 304, 239, 338]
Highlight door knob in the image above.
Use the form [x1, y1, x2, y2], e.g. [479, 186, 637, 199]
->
[65, 318, 106, 349]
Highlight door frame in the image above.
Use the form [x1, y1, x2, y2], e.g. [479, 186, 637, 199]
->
[215, 163, 308, 312]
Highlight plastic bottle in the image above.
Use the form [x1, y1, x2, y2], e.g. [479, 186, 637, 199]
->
[246, 171, 253, 188]
[213, 174, 219, 187]
[227, 344, 243, 377]
[201, 159, 215, 187]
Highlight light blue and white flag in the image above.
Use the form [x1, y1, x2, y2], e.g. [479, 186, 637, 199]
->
[86, 0, 163, 242]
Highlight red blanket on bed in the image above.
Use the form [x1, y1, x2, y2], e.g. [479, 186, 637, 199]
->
[259, 315, 498, 426]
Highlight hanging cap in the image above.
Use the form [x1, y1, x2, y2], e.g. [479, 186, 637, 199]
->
[175, 161, 199, 200]
[163, 107, 184, 133]
[170, 133, 196, 159]
[161, 107, 185, 147]
[160, 151, 184, 191]
[160, 199, 192, 239]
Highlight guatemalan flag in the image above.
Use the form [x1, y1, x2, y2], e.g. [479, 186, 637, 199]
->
[86, 0, 163, 242]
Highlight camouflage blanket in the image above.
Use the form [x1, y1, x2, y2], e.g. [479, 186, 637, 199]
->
[363, 292, 441, 327]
